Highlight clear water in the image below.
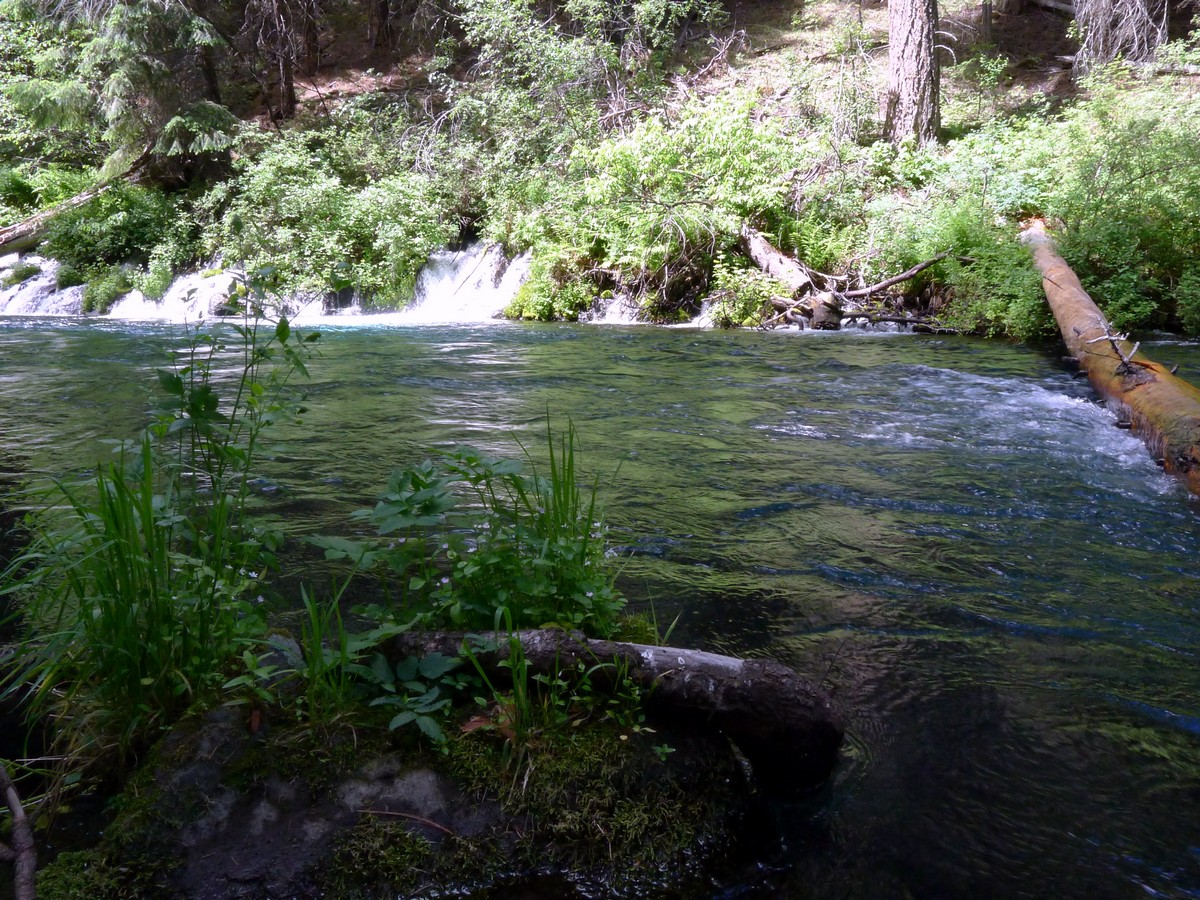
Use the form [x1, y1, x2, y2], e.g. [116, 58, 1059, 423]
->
[3, 317, 1200, 898]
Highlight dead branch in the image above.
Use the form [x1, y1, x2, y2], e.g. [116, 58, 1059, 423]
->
[0, 760, 36, 900]
[842, 251, 952, 298]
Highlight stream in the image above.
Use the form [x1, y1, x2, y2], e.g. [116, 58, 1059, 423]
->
[2, 316, 1200, 898]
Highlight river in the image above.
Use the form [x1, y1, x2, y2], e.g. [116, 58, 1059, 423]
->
[2, 316, 1199, 898]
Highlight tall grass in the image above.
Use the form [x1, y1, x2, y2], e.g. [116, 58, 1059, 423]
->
[337, 418, 624, 637]
[1, 287, 317, 761]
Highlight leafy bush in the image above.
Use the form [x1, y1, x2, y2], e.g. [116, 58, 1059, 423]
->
[515, 95, 808, 318]
[0, 166, 35, 221]
[318, 421, 623, 637]
[43, 183, 179, 269]
[1047, 88, 1200, 332]
[505, 253, 598, 320]
[1176, 269, 1200, 337]
[200, 131, 457, 304]
[82, 265, 134, 313]
[919, 83, 1200, 336]
[0, 260, 40, 287]
[26, 164, 98, 205]
[707, 257, 792, 328]
[55, 262, 86, 289]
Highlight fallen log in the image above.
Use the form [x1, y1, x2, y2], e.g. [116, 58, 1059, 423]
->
[0, 759, 36, 900]
[0, 148, 152, 255]
[383, 629, 845, 789]
[1022, 221, 1200, 495]
[738, 223, 814, 296]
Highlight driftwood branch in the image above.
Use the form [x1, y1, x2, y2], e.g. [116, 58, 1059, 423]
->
[382, 630, 844, 789]
[0, 760, 36, 900]
[740, 225, 956, 330]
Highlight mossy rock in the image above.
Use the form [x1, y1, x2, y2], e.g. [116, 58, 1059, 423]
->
[36, 705, 755, 899]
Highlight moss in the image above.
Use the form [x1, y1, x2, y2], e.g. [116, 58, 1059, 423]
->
[444, 721, 746, 878]
[321, 818, 433, 898]
[612, 611, 662, 645]
[222, 715, 397, 794]
[37, 850, 121, 899]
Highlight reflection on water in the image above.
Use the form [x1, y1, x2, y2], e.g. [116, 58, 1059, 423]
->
[2, 319, 1200, 898]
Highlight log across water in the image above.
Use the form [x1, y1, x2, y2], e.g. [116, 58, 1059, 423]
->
[384, 629, 845, 790]
[1023, 221, 1200, 496]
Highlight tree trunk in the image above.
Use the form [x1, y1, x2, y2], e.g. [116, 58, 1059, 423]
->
[980, 0, 994, 41]
[1022, 221, 1200, 495]
[200, 45, 223, 104]
[383, 630, 845, 789]
[884, 0, 941, 145]
[369, 0, 392, 47]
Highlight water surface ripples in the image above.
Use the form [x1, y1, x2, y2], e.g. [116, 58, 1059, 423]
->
[2, 319, 1199, 898]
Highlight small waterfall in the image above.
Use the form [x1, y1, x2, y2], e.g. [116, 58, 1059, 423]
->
[1, 244, 531, 324]
[0, 256, 83, 316]
[588, 293, 643, 325]
[107, 271, 239, 321]
[392, 244, 526, 324]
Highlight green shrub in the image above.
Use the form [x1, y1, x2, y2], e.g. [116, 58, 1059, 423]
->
[55, 262, 86, 289]
[317, 421, 623, 638]
[44, 183, 179, 270]
[0, 166, 36, 212]
[27, 165, 98, 205]
[707, 257, 792, 328]
[1176, 269, 1200, 336]
[505, 253, 598, 321]
[1, 260, 40, 287]
[516, 94, 809, 317]
[82, 265, 134, 313]
[200, 131, 457, 303]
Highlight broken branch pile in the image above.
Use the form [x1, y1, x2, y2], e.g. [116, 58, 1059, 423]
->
[738, 224, 955, 331]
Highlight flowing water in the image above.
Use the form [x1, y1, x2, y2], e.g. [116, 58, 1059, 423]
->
[2, 313, 1200, 899]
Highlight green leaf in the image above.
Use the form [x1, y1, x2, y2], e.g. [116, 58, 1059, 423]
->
[394, 656, 419, 682]
[418, 652, 460, 680]
[388, 710, 417, 730]
[275, 316, 291, 344]
[369, 652, 393, 685]
[415, 715, 446, 743]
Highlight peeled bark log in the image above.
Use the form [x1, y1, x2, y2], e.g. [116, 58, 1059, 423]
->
[738, 224, 813, 296]
[1022, 221, 1200, 495]
[383, 630, 845, 789]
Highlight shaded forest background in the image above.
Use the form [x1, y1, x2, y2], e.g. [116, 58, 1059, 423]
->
[2, 0, 1200, 337]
